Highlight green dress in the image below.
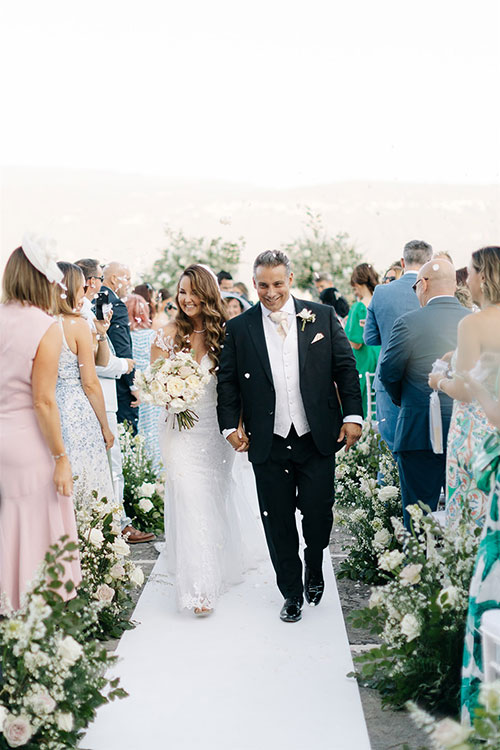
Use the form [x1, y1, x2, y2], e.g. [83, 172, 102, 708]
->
[461, 429, 500, 722]
[344, 300, 381, 418]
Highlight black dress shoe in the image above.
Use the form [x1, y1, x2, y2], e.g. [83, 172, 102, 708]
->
[304, 567, 324, 607]
[280, 597, 303, 623]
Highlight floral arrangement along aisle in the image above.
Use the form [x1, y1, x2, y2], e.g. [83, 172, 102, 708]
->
[349, 505, 482, 714]
[120, 424, 165, 535]
[76, 492, 145, 640]
[0, 540, 127, 750]
[335, 424, 404, 584]
[408, 680, 500, 749]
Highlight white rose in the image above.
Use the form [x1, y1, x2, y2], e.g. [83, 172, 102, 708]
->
[431, 718, 471, 748]
[56, 712, 74, 732]
[138, 482, 155, 498]
[57, 635, 83, 666]
[373, 528, 391, 551]
[437, 585, 459, 611]
[178, 365, 193, 379]
[378, 549, 405, 571]
[185, 374, 202, 390]
[112, 536, 130, 557]
[400, 613, 421, 642]
[352, 508, 367, 523]
[0, 705, 7, 732]
[303, 249, 311, 258]
[109, 563, 126, 579]
[368, 589, 384, 609]
[378, 485, 399, 501]
[169, 397, 186, 412]
[94, 583, 115, 603]
[311, 261, 321, 271]
[2, 714, 34, 747]
[478, 680, 500, 715]
[166, 376, 186, 397]
[28, 690, 56, 715]
[138, 497, 154, 513]
[129, 566, 145, 587]
[88, 528, 105, 548]
[399, 563, 422, 586]
[149, 379, 165, 396]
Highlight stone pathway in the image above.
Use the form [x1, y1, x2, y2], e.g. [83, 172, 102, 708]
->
[102, 532, 428, 750]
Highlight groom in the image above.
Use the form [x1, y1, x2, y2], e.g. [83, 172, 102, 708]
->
[217, 251, 363, 622]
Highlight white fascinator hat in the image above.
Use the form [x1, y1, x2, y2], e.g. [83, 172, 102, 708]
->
[21, 233, 64, 285]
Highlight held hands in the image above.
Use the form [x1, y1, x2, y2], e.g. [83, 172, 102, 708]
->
[53, 457, 73, 497]
[337, 422, 362, 451]
[227, 423, 250, 453]
[428, 372, 442, 390]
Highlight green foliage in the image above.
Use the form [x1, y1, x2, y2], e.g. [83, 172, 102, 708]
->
[349, 506, 482, 714]
[147, 225, 245, 288]
[120, 424, 165, 535]
[282, 207, 363, 295]
[0, 539, 127, 750]
[335, 424, 403, 584]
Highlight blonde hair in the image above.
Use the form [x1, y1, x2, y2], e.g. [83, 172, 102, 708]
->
[174, 264, 227, 372]
[2, 246, 56, 312]
[471, 246, 500, 304]
[53, 262, 85, 316]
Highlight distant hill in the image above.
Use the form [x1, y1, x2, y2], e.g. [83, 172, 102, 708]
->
[2, 166, 498, 286]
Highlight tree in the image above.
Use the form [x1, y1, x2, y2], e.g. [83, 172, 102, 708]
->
[147, 226, 245, 288]
[282, 208, 363, 296]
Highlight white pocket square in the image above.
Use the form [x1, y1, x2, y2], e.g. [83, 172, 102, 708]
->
[311, 333, 324, 344]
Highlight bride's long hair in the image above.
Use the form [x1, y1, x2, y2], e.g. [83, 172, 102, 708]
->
[174, 264, 227, 372]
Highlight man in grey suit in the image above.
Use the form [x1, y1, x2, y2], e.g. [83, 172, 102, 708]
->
[363, 240, 433, 453]
[379, 260, 470, 528]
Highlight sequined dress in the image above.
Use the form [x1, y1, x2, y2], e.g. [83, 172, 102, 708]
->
[55, 319, 114, 509]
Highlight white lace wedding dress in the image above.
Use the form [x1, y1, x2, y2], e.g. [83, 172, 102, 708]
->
[158, 344, 265, 612]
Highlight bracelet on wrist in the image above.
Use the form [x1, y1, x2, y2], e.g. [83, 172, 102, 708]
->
[96, 334, 106, 342]
[437, 378, 447, 393]
[52, 452, 66, 460]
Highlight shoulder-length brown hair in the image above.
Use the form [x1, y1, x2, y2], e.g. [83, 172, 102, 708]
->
[53, 262, 85, 316]
[174, 265, 227, 371]
[2, 246, 56, 312]
[351, 263, 380, 295]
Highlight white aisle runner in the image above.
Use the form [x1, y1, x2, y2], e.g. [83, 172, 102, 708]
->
[82, 550, 371, 750]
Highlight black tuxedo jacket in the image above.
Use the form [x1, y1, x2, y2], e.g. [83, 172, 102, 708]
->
[95, 286, 135, 395]
[216, 297, 363, 464]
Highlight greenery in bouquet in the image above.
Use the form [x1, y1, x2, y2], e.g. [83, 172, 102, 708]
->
[147, 225, 244, 289]
[282, 207, 363, 296]
[349, 505, 482, 714]
[335, 424, 403, 583]
[76, 492, 145, 640]
[0, 540, 127, 750]
[120, 424, 165, 535]
[408, 680, 500, 749]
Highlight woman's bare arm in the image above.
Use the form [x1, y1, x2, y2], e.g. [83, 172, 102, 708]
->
[32, 323, 73, 496]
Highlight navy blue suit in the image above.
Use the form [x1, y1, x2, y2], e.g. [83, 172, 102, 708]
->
[95, 286, 139, 434]
[379, 296, 470, 528]
[363, 272, 420, 452]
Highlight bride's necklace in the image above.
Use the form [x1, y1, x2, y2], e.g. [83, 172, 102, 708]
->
[192, 327, 206, 333]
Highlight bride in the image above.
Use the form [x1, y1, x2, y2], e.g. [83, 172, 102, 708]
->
[151, 264, 263, 616]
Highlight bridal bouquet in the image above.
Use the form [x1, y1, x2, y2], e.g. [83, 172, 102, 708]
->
[134, 351, 211, 430]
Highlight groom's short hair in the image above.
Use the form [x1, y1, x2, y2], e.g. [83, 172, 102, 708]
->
[253, 250, 291, 278]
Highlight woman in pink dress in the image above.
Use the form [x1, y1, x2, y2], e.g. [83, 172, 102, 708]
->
[0, 238, 82, 612]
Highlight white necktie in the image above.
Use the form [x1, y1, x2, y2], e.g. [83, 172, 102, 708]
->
[269, 310, 289, 339]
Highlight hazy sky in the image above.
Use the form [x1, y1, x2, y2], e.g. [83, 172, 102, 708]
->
[2, 0, 499, 187]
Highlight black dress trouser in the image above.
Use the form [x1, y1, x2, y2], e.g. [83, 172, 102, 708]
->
[251, 426, 335, 600]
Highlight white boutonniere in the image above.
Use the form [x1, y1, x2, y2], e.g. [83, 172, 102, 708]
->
[296, 308, 316, 331]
